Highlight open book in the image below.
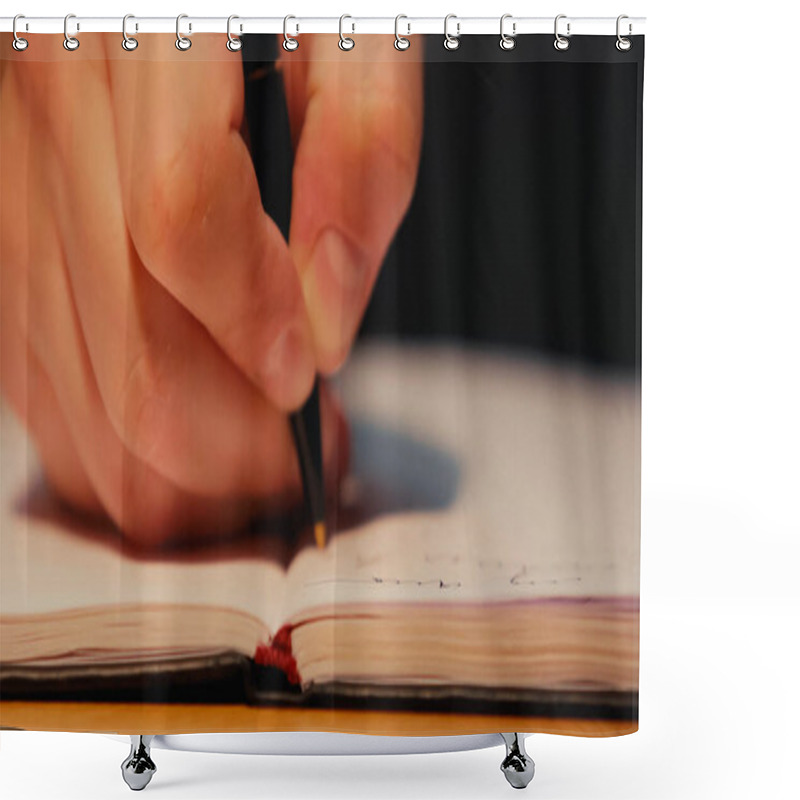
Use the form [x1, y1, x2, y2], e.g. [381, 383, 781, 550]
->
[0, 342, 640, 722]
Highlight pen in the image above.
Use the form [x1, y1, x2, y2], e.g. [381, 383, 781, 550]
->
[241, 36, 327, 548]
[288, 378, 327, 549]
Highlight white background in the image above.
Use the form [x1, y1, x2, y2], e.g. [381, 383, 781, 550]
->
[1, 1, 798, 798]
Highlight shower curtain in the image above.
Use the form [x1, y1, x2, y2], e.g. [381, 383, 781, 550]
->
[0, 28, 643, 738]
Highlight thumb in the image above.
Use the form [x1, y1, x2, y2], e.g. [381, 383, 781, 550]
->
[284, 36, 423, 374]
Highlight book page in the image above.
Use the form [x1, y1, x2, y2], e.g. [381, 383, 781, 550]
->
[281, 342, 641, 624]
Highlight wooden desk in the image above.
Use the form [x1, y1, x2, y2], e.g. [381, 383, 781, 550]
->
[0, 702, 636, 737]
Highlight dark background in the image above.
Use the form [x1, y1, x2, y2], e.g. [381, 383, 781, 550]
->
[245, 35, 643, 374]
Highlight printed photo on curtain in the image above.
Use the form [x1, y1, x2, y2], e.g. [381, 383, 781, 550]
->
[0, 27, 644, 738]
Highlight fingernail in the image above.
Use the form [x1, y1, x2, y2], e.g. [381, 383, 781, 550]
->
[304, 228, 367, 370]
[260, 323, 315, 410]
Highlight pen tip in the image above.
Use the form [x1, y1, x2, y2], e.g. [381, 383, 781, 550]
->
[314, 521, 327, 549]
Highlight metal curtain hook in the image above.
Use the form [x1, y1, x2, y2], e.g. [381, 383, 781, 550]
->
[176, 14, 192, 50]
[63, 13, 80, 51]
[12, 14, 29, 51]
[616, 14, 632, 51]
[283, 15, 299, 51]
[554, 14, 570, 51]
[500, 14, 516, 51]
[444, 14, 460, 51]
[122, 14, 138, 51]
[339, 14, 355, 51]
[227, 15, 242, 51]
[394, 14, 410, 51]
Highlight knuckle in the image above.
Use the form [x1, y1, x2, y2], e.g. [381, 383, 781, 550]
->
[120, 494, 182, 549]
[364, 103, 422, 195]
[128, 142, 206, 270]
[217, 297, 271, 365]
[119, 346, 181, 473]
[219, 297, 302, 382]
[111, 449, 187, 549]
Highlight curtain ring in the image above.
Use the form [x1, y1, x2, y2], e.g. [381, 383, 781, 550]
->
[339, 14, 355, 51]
[63, 13, 80, 51]
[499, 14, 516, 51]
[394, 15, 410, 51]
[394, 14, 410, 51]
[176, 14, 192, 51]
[283, 15, 299, 51]
[12, 15, 29, 51]
[226, 15, 242, 51]
[122, 14, 138, 51]
[443, 14, 460, 51]
[616, 15, 632, 51]
[554, 14, 570, 51]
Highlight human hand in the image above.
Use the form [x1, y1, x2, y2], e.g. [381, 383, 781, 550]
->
[0, 33, 332, 548]
[0, 33, 422, 547]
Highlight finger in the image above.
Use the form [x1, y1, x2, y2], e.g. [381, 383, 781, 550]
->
[1, 335, 104, 517]
[0, 56, 95, 506]
[21, 158, 348, 542]
[0, 183, 101, 515]
[105, 34, 315, 411]
[282, 36, 423, 373]
[27, 43, 300, 498]
[30, 153, 349, 535]
[22, 321, 262, 547]
[18, 179, 285, 546]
